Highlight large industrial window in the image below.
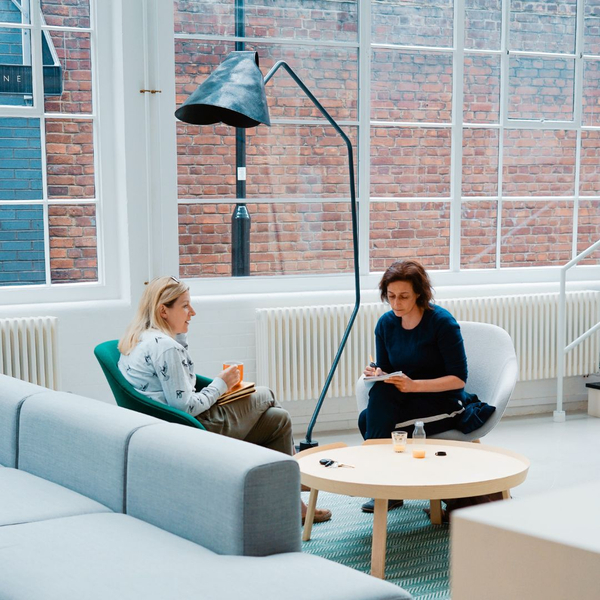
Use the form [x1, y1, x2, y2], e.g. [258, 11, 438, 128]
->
[174, 0, 600, 281]
[0, 0, 99, 289]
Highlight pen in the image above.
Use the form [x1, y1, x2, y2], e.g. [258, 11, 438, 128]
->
[369, 354, 377, 368]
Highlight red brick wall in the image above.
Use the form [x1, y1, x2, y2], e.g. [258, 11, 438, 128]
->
[45, 31, 92, 114]
[369, 201, 450, 272]
[48, 204, 97, 283]
[45, 119, 95, 199]
[41, 0, 90, 28]
[501, 200, 573, 267]
[461, 201, 498, 269]
[174, 0, 357, 42]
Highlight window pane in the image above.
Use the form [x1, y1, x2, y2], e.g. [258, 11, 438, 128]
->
[583, 60, 600, 127]
[174, 0, 358, 42]
[584, 0, 600, 55]
[462, 128, 499, 196]
[372, 0, 453, 48]
[369, 201, 450, 271]
[177, 123, 357, 203]
[256, 45, 358, 121]
[177, 123, 236, 200]
[577, 200, 600, 265]
[0, 27, 33, 107]
[371, 127, 451, 198]
[245, 0, 358, 42]
[580, 130, 600, 196]
[464, 54, 500, 124]
[246, 124, 357, 198]
[510, 0, 576, 54]
[49, 203, 97, 283]
[45, 119, 95, 200]
[41, 0, 90, 29]
[508, 56, 575, 121]
[461, 200, 497, 269]
[0, 0, 30, 24]
[44, 31, 92, 114]
[503, 130, 576, 196]
[371, 50, 452, 123]
[0, 204, 45, 286]
[0, 117, 42, 201]
[179, 201, 354, 278]
[465, 0, 501, 51]
[501, 200, 573, 267]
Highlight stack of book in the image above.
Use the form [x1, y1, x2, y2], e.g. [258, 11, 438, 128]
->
[217, 381, 256, 405]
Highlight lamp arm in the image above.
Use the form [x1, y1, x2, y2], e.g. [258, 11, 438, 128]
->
[263, 61, 360, 449]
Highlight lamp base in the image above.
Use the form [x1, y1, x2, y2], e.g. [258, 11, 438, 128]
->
[298, 440, 319, 452]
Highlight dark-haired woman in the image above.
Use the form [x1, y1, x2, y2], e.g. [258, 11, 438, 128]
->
[360, 259, 484, 441]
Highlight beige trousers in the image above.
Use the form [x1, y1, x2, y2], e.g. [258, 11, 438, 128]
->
[196, 386, 293, 456]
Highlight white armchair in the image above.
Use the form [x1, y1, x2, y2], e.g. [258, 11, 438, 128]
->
[356, 321, 518, 442]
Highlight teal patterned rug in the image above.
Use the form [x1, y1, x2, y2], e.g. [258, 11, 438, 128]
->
[301, 492, 450, 600]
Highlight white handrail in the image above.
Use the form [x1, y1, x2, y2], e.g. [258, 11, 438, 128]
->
[556, 239, 600, 422]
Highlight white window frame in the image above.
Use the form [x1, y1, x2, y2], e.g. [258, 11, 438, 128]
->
[0, 0, 132, 306]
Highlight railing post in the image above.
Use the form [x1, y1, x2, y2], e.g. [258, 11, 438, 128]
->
[555, 269, 567, 422]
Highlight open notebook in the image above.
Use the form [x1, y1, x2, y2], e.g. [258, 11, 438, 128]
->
[217, 381, 256, 405]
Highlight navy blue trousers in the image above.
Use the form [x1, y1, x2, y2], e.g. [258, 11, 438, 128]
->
[358, 381, 461, 439]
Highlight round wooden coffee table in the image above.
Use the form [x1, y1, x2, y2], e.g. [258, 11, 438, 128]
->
[296, 439, 530, 579]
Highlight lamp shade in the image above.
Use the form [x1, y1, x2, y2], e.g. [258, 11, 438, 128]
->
[175, 51, 271, 128]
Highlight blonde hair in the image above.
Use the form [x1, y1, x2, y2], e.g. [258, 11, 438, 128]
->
[118, 276, 189, 355]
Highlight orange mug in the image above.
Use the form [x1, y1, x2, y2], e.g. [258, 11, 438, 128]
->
[223, 361, 243, 382]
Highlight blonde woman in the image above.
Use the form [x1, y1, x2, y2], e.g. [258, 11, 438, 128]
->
[118, 276, 331, 524]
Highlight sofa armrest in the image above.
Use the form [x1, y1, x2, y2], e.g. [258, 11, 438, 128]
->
[126, 423, 301, 557]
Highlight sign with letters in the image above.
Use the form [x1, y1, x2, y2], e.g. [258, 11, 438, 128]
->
[0, 65, 62, 96]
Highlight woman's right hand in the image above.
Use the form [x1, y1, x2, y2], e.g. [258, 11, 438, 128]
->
[363, 365, 384, 377]
[218, 365, 241, 390]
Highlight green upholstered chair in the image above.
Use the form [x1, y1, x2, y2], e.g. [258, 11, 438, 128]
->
[94, 340, 208, 430]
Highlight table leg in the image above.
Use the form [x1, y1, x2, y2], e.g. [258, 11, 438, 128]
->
[302, 488, 319, 542]
[502, 489, 511, 500]
[371, 498, 388, 579]
[429, 499, 443, 525]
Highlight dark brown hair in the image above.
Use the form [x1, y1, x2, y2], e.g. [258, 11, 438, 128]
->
[379, 260, 433, 309]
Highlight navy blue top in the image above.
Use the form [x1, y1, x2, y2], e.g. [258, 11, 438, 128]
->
[375, 304, 468, 387]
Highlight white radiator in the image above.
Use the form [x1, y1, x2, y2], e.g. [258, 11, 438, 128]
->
[256, 292, 600, 402]
[0, 317, 59, 390]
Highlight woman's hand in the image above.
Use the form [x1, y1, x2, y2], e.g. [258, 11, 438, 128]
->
[363, 365, 385, 378]
[385, 374, 465, 394]
[385, 373, 418, 393]
[218, 365, 241, 390]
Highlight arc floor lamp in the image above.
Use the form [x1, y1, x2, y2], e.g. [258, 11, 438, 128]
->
[175, 51, 360, 449]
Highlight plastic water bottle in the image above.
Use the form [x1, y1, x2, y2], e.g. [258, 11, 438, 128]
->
[412, 421, 426, 459]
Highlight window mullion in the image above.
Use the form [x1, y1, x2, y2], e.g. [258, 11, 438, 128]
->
[359, 0, 371, 277]
[450, 0, 465, 272]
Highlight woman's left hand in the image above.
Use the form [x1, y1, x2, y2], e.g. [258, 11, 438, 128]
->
[385, 373, 418, 393]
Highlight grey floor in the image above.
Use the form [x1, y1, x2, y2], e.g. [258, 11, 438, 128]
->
[314, 411, 600, 500]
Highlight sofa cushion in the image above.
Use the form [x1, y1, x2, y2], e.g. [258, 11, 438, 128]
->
[0, 375, 47, 467]
[0, 468, 111, 526]
[126, 422, 301, 557]
[126, 423, 300, 556]
[18, 392, 160, 512]
[0, 513, 411, 600]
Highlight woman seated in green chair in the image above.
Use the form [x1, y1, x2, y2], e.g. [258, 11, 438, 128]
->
[118, 275, 331, 524]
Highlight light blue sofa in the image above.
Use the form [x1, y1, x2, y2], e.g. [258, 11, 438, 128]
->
[0, 374, 411, 600]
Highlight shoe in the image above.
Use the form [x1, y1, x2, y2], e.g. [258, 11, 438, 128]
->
[361, 498, 404, 513]
[301, 508, 332, 525]
[301, 483, 311, 492]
